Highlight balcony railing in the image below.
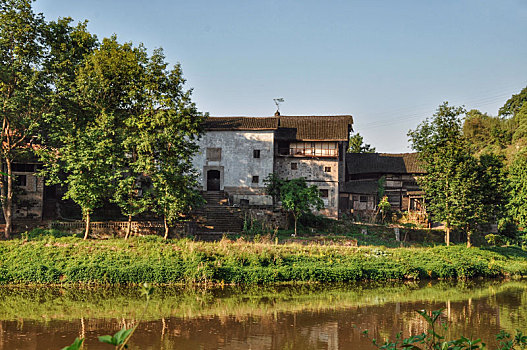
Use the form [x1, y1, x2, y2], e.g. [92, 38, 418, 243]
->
[278, 147, 338, 157]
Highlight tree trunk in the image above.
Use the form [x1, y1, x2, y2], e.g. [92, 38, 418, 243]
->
[125, 214, 132, 239]
[2, 159, 13, 239]
[84, 211, 90, 240]
[163, 216, 169, 240]
[293, 216, 297, 237]
[445, 225, 450, 246]
[467, 229, 472, 248]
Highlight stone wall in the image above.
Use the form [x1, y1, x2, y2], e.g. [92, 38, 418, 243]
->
[241, 207, 289, 230]
[275, 157, 339, 217]
[13, 172, 44, 220]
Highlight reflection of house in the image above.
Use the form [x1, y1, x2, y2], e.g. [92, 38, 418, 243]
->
[192, 115, 353, 217]
[341, 153, 426, 218]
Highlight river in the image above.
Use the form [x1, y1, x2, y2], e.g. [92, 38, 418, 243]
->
[0, 279, 526, 349]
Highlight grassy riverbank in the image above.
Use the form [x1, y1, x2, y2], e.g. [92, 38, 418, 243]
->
[2, 230, 527, 285]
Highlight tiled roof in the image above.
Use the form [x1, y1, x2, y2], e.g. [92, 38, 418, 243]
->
[279, 115, 353, 141]
[203, 117, 279, 130]
[204, 115, 353, 140]
[346, 153, 426, 175]
[341, 179, 379, 194]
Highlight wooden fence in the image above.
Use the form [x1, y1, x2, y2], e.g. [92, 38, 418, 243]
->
[50, 220, 166, 236]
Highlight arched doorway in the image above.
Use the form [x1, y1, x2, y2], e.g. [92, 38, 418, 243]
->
[207, 170, 221, 191]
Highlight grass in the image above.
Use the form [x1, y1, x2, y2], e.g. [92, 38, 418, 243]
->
[1, 228, 527, 285]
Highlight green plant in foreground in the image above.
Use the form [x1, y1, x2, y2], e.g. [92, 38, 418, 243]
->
[61, 283, 154, 349]
[61, 337, 84, 350]
[362, 308, 527, 349]
[98, 327, 135, 349]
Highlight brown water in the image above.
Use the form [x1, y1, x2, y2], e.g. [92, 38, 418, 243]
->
[0, 280, 526, 349]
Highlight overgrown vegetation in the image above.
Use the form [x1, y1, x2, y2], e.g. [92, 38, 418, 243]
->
[2, 229, 527, 285]
[1, 0, 205, 240]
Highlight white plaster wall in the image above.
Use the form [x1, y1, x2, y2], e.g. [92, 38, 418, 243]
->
[193, 130, 275, 193]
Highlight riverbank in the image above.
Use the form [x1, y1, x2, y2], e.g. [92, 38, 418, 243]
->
[2, 230, 527, 285]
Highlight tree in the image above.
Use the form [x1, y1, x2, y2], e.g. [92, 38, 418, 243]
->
[408, 102, 504, 246]
[507, 151, 527, 230]
[348, 132, 376, 153]
[0, 0, 48, 238]
[499, 85, 527, 117]
[123, 48, 205, 239]
[267, 177, 323, 236]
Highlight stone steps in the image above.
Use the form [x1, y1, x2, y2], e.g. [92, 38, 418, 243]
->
[192, 191, 243, 240]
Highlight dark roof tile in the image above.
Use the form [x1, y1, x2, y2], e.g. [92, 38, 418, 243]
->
[204, 117, 279, 130]
[346, 153, 425, 174]
[203, 115, 353, 141]
[279, 115, 353, 141]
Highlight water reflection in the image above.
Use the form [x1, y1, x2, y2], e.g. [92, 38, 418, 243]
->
[0, 280, 526, 349]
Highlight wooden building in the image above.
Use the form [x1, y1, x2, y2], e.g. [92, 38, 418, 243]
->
[341, 153, 426, 218]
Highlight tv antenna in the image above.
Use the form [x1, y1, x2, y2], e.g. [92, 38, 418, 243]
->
[273, 98, 284, 115]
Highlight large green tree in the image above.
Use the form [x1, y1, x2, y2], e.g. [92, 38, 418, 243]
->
[131, 49, 205, 238]
[0, 0, 47, 238]
[41, 32, 205, 239]
[265, 176, 323, 236]
[409, 102, 504, 246]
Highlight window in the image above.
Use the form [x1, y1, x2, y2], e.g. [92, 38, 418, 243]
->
[15, 175, 27, 187]
[324, 166, 331, 172]
[320, 189, 329, 198]
[252, 176, 259, 184]
[291, 162, 298, 170]
[253, 149, 260, 158]
[360, 195, 368, 203]
[206, 148, 221, 161]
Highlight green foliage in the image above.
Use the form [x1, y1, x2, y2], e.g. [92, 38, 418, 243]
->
[348, 132, 376, 153]
[500, 85, 527, 117]
[409, 102, 507, 246]
[277, 178, 324, 236]
[3, 231, 527, 285]
[366, 308, 488, 349]
[463, 109, 514, 151]
[61, 337, 84, 350]
[0, 0, 48, 237]
[512, 104, 527, 143]
[507, 152, 527, 229]
[485, 234, 505, 246]
[99, 327, 135, 348]
[377, 196, 391, 223]
[263, 173, 283, 204]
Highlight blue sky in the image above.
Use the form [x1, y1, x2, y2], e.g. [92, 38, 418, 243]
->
[34, 0, 527, 152]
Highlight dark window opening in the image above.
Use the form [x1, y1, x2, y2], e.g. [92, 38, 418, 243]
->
[253, 150, 260, 158]
[252, 176, 259, 184]
[15, 175, 27, 187]
[359, 195, 368, 203]
[291, 162, 298, 170]
[320, 189, 329, 198]
[324, 166, 331, 172]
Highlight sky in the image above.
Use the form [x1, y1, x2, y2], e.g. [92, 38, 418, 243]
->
[33, 0, 527, 152]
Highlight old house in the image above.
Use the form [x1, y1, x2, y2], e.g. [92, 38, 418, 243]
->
[10, 162, 45, 220]
[342, 153, 426, 219]
[192, 115, 353, 217]
[274, 116, 352, 217]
